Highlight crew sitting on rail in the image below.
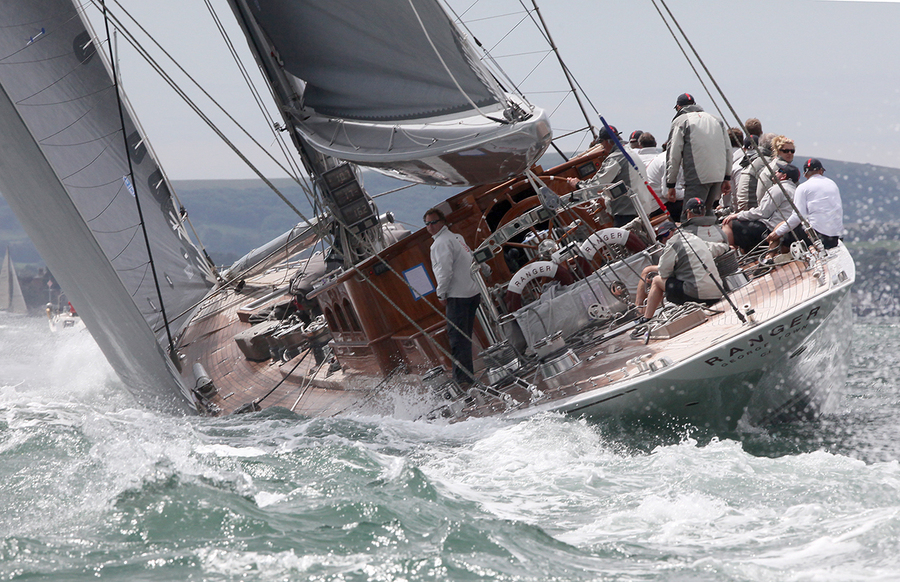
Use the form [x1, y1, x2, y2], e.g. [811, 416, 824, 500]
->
[679, 197, 729, 245]
[634, 215, 729, 321]
[765, 158, 843, 252]
[504, 239, 575, 312]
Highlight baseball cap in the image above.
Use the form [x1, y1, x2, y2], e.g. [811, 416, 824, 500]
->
[777, 163, 801, 183]
[684, 197, 705, 214]
[655, 220, 675, 238]
[629, 130, 643, 143]
[596, 126, 620, 142]
[675, 93, 695, 108]
[803, 158, 825, 173]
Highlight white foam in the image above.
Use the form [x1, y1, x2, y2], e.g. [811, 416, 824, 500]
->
[195, 444, 267, 458]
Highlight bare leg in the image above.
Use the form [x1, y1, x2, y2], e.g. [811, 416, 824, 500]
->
[722, 223, 735, 247]
[633, 265, 658, 315]
[644, 276, 666, 319]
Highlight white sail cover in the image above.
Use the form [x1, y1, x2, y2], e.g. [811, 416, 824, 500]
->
[228, 0, 552, 185]
[0, 0, 215, 411]
[0, 247, 27, 314]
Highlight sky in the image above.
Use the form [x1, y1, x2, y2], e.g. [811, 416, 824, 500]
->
[83, 0, 900, 182]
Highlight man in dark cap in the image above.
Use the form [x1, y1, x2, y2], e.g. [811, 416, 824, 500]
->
[680, 197, 728, 244]
[724, 163, 801, 253]
[766, 158, 843, 250]
[633, 218, 729, 321]
[628, 130, 643, 149]
[676, 93, 695, 107]
[666, 93, 732, 220]
[566, 126, 658, 226]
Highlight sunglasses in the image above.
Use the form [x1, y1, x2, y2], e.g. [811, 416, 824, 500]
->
[424, 219, 442, 226]
[780, 148, 795, 153]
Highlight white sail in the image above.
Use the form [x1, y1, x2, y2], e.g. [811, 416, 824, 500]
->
[0, 247, 27, 314]
[226, 0, 551, 186]
[0, 0, 216, 412]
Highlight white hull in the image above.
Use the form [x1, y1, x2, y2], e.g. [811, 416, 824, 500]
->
[508, 245, 855, 431]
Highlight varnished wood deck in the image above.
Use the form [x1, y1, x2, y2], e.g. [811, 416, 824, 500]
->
[175, 248, 849, 421]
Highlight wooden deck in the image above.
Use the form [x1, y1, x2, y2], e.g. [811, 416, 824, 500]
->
[173, 246, 845, 422]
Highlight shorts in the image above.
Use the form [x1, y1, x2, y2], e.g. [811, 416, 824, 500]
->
[731, 219, 769, 253]
[785, 225, 840, 250]
[665, 278, 719, 306]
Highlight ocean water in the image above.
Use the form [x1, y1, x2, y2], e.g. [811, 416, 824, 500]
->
[1, 313, 899, 581]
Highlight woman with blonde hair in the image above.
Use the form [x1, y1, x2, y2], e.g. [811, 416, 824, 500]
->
[755, 135, 795, 203]
[771, 135, 795, 165]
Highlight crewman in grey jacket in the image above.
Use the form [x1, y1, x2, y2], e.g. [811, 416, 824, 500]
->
[635, 210, 729, 321]
[723, 164, 799, 253]
[567, 126, 660, 226]
[665, 93, 732, 220]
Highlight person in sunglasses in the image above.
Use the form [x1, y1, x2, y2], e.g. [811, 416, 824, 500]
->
[754, 135, 795, 204]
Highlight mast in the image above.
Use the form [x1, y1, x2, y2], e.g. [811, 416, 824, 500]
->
[222, 0, 391, 268]
[529, 0, 597, 142]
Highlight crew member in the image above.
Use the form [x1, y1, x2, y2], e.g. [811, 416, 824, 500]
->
[765, 158, 843, 251]
[425, 208, 481, 387]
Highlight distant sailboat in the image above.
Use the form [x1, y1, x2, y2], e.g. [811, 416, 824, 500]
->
[0, 246, 27, 314]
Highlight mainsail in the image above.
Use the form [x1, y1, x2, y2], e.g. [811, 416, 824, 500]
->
[0, 0, 215, 412]
[0, 247, 27, 314]
[226, 0, 552, 186]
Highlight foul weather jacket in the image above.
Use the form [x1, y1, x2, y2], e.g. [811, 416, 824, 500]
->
[666, 104, 732, 188]
[658, 230, 729, 301]
[579, 148, 658, 218]
[735, 180, 797, 231]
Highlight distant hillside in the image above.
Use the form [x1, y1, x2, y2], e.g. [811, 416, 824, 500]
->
[169, 174, 459, 265]
[2, 157, 899, 314]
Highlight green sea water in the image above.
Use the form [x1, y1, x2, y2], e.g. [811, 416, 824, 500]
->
[1, 314, 898, 581]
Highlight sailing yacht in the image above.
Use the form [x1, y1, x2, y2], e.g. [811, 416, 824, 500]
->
[0, 247, 27, 315]
[0, 0, 855, 429]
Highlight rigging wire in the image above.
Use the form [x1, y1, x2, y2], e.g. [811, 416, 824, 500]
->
[407, 0, 511, 124]
[650, 0, 822, 249]
[201, 0, 306, 182]
[99, 0, 176, 356]
[442, 0, 593, 153]
[442, 2, 538, 107]
[100, 0, 307, 191]
[87, 0, 323, 231]
[525, 0, 596, 141]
